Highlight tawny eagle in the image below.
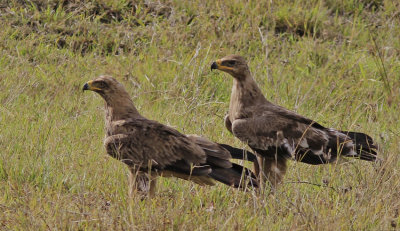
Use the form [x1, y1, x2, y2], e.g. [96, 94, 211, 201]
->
[83, 76, 258, 196]
[211, 55, 378, 188]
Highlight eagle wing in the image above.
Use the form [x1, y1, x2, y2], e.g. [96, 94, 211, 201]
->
[231, 105, 356, 164]
[104, 118, 208, 171]
[224, 114, 233, 134]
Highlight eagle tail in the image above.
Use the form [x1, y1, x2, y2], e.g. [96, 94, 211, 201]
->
[340, 130, 378, 161]
[163, 160, 213, 176]
[218, 143, 257, 162]
[209, 163, 259, 188]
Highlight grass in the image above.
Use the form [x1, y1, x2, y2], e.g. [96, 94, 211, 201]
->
[0, 0, 399, 229]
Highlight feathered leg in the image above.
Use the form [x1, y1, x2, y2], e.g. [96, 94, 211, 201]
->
[257, 155, 287, 190]
[253, 156, 261, 186]
[128, 169, 156, 198]
[149, 174, 157, 197]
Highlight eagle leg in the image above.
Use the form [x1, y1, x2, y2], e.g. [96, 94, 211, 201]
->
[257, 155, 287, 191]
[128, 169, 157, 199]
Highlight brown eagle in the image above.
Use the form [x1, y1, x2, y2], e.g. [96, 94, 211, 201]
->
[211, 55, 378, 188]
[83, 76, 258, 197]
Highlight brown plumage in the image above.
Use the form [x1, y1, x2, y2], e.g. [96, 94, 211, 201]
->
[211, 55, 378, 188]
[83, 75, 258, 197]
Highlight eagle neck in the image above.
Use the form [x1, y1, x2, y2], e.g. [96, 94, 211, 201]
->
[103, 93, 142, 134]
[229, 73, 268, 119]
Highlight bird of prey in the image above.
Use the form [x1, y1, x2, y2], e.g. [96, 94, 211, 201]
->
[83, 75, 258, 197]
[211, 55, 378, 188]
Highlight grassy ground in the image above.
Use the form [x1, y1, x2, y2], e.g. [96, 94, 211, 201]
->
[1, 0, 399, 230]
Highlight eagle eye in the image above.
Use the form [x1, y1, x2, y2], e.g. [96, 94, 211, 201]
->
[98, 81, 108, 89]
[225, 60, 237, 66]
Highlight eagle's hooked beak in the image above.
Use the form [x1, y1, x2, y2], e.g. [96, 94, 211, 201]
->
[210, 59, 233, 72]
[82, 80, 101, 92]
[82, 83, 89, 91]
[211, 59, 222, 71]
[211, 61, 219, 70]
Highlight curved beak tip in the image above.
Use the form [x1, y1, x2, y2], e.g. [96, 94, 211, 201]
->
[211, 62, 218, 71]
[82, 83, 89, 92]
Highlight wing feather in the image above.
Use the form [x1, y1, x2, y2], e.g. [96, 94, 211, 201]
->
[231, 107, 336, 163]
[104, 118, 206, 170]
[231, 104, 375, 164]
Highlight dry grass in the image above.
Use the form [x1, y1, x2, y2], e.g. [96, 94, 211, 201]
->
[1, 0, 399, 230]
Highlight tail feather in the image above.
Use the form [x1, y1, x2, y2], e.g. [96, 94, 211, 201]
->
[160, 170, 216, 186]
[341, 130, 378, 161]
[218, 143, 257, 162]
[209, 163, 259, 188]
[163, 159, 212, 176]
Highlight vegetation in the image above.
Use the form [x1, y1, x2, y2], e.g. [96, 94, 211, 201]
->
[1, 0, 399, 229]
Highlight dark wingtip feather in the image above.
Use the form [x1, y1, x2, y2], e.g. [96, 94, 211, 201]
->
[209, 163, 259, 188]
[163, 160, 212, 176]
[218, 143, 258, 162]
[340, 131, 378, 161]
